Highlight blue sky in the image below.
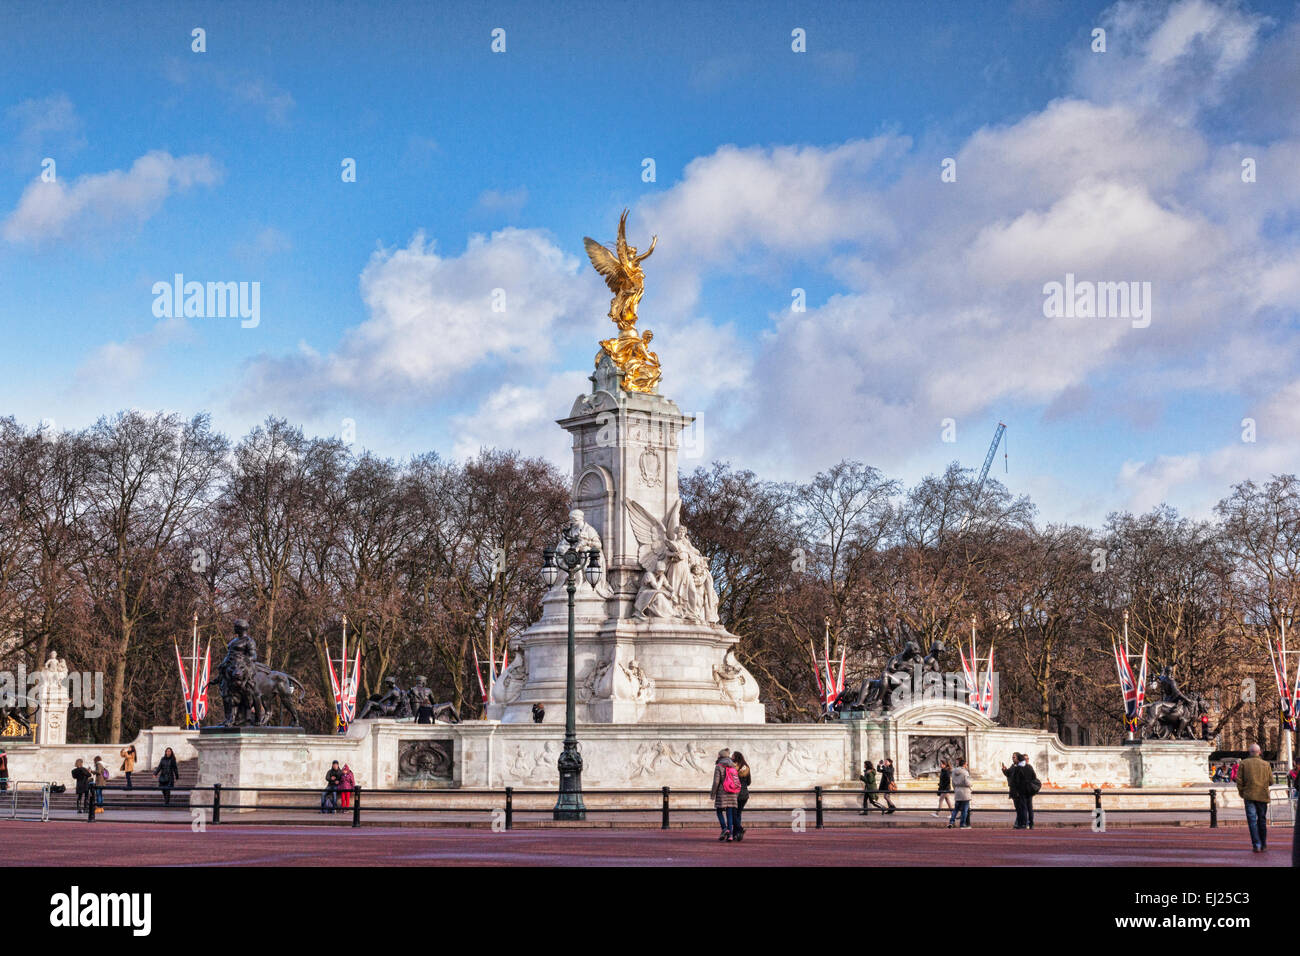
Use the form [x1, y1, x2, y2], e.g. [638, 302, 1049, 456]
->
[1, 0, 1297, 526]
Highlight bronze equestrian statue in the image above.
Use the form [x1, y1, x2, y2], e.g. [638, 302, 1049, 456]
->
[213, 619, 264, 727]
[1140, 666, 1207, 740]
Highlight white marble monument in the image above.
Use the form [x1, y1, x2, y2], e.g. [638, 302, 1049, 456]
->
[486, 355, 764, 723]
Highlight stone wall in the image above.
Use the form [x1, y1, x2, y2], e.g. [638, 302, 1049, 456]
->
[2, 726, 200, 786]
[183, 701, 1214, 807]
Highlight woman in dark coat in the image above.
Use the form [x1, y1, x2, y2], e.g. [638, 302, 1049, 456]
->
[877, 758, 898, 813]
[71, 758, 93, 813]
[731, 751, 752, 842]
[153, 747, 180, 806]
[933, 758, 954, 818]
[709, 749, 739, 841]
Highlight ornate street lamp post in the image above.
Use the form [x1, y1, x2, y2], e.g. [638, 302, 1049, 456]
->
[542, 523, 601, 820]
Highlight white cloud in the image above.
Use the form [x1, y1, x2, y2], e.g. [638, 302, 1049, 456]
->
[475, 187, 529, 215]
[449, 373, 587, 463]
[230, 78, 295, 125]
[617, 1, 1300, 500]
[4, 93, 85, 168]
[76, 317, 192, 385]
[239, 228, 601, 413]
[2, 150, 221, 243]
[236, 0, 1300, 523]
[1072, 0, 1270, 122]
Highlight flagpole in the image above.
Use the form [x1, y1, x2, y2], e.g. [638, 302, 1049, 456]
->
[1283, 622, 1294, 771]
[1124, 610, 1133, 741]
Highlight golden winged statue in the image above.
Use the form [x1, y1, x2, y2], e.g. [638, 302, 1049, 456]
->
[584, 209, 662, 393]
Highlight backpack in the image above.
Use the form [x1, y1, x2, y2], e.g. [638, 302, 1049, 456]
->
[722, 765, 741, 794]
[1024, 770, 1041, 796]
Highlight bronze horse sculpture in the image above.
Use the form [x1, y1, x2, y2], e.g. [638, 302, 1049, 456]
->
[1140, 668, 1207, 740]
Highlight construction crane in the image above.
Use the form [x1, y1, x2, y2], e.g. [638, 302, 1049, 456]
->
[974, 422, 1007, 499]
[962, 423, 1007, 531]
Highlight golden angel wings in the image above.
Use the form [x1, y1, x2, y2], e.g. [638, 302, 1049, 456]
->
[584, 208, 657, 332]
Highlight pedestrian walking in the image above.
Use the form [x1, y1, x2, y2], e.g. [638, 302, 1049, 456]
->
[0, 748, 7, 792]
[877, 758, 898, 813]
[153, 747, 179, 807]
[732, 750, 752, 841]
[91, 755, 109, 813]
[322, 760, 344, 813]
[1287, 758, 1298, 811]
[709, 748, 739, 841]
[1236, 743, 1272, 853]
[72, 758, 92, 813]
[859, 760, 886, 814]
[340, 764, 356, 809]
[948, 757, 972, 828]
[1229, 761, 1239, 783]
[933, 758, 954, 817]
[119, 745, 137, 790]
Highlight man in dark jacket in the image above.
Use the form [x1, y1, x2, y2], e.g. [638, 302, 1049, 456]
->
[1002, 752, 1040, 829]
[323, 761, 344, 813]
[1236, 743, 1272, 852]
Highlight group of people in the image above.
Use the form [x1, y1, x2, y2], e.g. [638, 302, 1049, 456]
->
[69, 746, 181, 812]
[1211, 761, 1240, 783]
[859, 757, 899, 815]
[709, 749, 752, 842]
[321, 760, 357, 813]
[859, 752, 1036, 829]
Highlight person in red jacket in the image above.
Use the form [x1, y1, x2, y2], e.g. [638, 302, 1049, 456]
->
[339, 764, 356, 809]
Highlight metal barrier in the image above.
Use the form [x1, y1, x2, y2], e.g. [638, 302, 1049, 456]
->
[7, 781, 51, 822]
[69, 783, 1229, 829]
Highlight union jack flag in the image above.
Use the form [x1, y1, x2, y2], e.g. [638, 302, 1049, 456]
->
[1113, 639, 1147, 731]
[327, 643, 362, 732]
[810, 641, 845, 713]
[175, 642, 193, 726]
[978, 646, 995, 715]
[175, 639, 211, 728]
[194, 642, 211, 723]
[959, 645, 978, 709]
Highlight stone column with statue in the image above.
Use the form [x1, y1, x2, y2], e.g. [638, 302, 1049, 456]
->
[486, 210, 763, 724]
[35, 651, 71, 746]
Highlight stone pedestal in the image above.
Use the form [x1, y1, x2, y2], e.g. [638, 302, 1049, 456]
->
[485, 355, 764, 724]
[34, 666, 70, 747]
[1131, 738, 1215, 788]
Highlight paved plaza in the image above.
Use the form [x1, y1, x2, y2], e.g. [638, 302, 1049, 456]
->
[2, 820, 1289, 867]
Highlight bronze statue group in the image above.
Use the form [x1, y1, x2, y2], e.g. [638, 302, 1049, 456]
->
[210, 618, 459, 729]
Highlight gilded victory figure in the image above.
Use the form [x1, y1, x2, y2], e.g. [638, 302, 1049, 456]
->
[584, 209, 662, 393]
